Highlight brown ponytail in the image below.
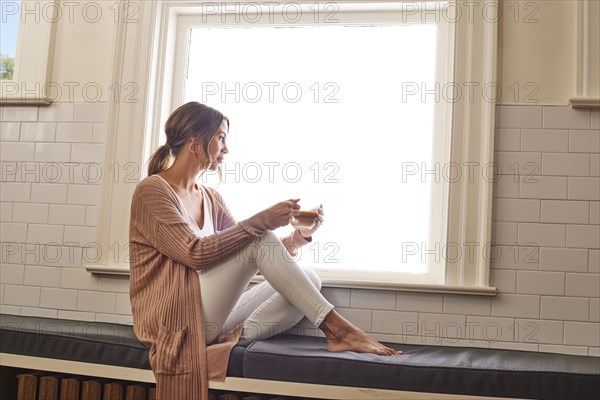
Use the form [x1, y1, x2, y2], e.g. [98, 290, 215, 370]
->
[147, 144, 173, 176]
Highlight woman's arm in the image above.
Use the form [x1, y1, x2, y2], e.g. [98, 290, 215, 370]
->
[130, 179, 264, 271]
[280, 229, 312, 257]
[208, 187, 312, 256]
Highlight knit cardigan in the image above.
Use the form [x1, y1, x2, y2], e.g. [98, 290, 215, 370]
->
[129, 174, 310, 400]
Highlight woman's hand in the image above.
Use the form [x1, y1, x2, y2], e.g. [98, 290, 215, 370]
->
[267, 199, 302, 228]
[247, 199, 301, 231]
[298, 204, 324, 239]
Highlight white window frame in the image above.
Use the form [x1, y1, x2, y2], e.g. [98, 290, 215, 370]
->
[89, 0, 498, 296]
[174, 4, 452, 286]
[0, 0, 58, 105]
[570, 0, 600, 108]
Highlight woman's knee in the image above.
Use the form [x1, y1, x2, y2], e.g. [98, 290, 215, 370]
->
[303, 269, 322, 291]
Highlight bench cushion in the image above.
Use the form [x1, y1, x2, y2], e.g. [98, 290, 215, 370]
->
[0, 314, 245, 377]
[243, 334, 600, 400]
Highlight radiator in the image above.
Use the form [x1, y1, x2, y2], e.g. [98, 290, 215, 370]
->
[15, 371, 305, 400]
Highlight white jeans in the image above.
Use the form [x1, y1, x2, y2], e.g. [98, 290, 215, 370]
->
[199, 231, 335, 345]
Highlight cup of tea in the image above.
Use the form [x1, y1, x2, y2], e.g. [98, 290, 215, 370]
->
[290, 200, 320, 230]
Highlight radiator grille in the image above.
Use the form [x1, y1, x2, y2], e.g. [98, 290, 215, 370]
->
[12, 370, 315, 400]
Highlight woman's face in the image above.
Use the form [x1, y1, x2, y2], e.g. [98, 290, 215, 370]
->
[205, 119, 229, 171]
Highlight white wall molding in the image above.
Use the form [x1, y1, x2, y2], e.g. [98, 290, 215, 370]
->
[88, 0, 160, 272]
[444, 0, 498, 288]
[571, 0, 600, 109]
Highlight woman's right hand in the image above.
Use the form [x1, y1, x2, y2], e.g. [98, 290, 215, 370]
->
[247, 199, 301, 231]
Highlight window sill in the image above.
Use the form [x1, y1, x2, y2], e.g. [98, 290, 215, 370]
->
[0, 97, 53, 106]
[86, 264, 129, 275]
[569, 97, 600, 109]
[87, 264, 497, 296]
[253, 275, 497, 296]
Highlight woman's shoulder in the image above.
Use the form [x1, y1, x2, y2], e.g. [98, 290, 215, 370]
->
[140, 174, 169, 187]
[133, 174, 171, 198]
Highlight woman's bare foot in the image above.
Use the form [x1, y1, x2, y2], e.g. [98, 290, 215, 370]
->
[319, 310, 402, 356]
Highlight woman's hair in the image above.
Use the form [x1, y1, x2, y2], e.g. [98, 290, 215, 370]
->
[147, 102, 229, 176]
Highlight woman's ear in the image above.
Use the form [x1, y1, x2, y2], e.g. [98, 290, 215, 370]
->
[187, 138, 197, 153]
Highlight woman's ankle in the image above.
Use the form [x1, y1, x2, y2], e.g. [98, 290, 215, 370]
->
[319, 310, 352, 340]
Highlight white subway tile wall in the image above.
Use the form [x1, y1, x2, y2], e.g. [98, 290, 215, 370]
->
[0, 203, 12, 222]
[493, 198, 540, 222]
[514, 318, 563, 345]
[591, 202, 599, 224]
[569, 130, 600, 153]
[538, 344, 589, 356]
[321, 287, 351, 308]
[337, 308, 373, 332]
[540, 200, 589, 224]
[55, 123, 94, 143]
[20, 123, 56, 142]
[539, 247, 588, 272]
[21, 307, 58, 319]
[568, 177, 600, 201]
[521, 129, 568, 152]
[77, 290, 116, 313]
[494, 129, 520, 151]
[40, 287, 78, 310]
[489, 269, 516, 293]
[0, 122, 21, 141]
[490, 341, 539, 352]
[85, 206, 98, 227]
[540, 296, 589, 321]
[466, 315, 515, 342]
[58, 310, 96, 322]
[590, 298, 600, 322]
[395, 292, 443, 313]
[38, 103, 75, 122]
[542, 107, 591, 130]
[0, 104, 598, 356]
[542, 153, 590, 176]
[592, 111, 599, 130]
[591, 155, 600, 177]
[589, 250, 599, 273]
[350, 289, 396, 310]
[443, 295, 491, 316]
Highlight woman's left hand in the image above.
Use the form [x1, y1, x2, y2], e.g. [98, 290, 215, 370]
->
[298, 204, 324, 239]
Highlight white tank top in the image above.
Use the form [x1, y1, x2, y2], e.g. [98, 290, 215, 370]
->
[179, 186, 215, 281]
[182, 186, 215, 238]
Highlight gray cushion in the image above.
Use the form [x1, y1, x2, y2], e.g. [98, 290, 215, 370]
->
[0, 314, 245, 377]
[3, 315, 599, 399]
[243, 334, 600, 400]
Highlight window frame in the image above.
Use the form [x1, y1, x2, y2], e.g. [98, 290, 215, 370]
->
[570, 0, 600, 108]
[0, 0, 58, 105]
[89, 0, 498, 296]
[174, 6, 453, 286]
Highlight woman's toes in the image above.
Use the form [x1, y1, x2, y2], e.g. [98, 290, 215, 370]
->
[382, 346, 401, 356]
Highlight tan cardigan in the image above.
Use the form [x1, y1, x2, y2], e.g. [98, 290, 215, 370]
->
[129, 174, 310, 400]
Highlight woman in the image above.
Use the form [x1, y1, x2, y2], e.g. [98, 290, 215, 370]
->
[129, 102, 399, 400]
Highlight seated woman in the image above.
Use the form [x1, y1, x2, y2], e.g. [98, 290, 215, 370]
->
[129, 102, 400, 400]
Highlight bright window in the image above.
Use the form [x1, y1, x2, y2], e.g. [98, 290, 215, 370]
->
[172, 2, 454, 284]
[0, 0, 21, 80]
[0, 0, 57, 104]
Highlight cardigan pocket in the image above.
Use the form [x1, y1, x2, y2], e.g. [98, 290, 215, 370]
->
[153, 324, 191, 375]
